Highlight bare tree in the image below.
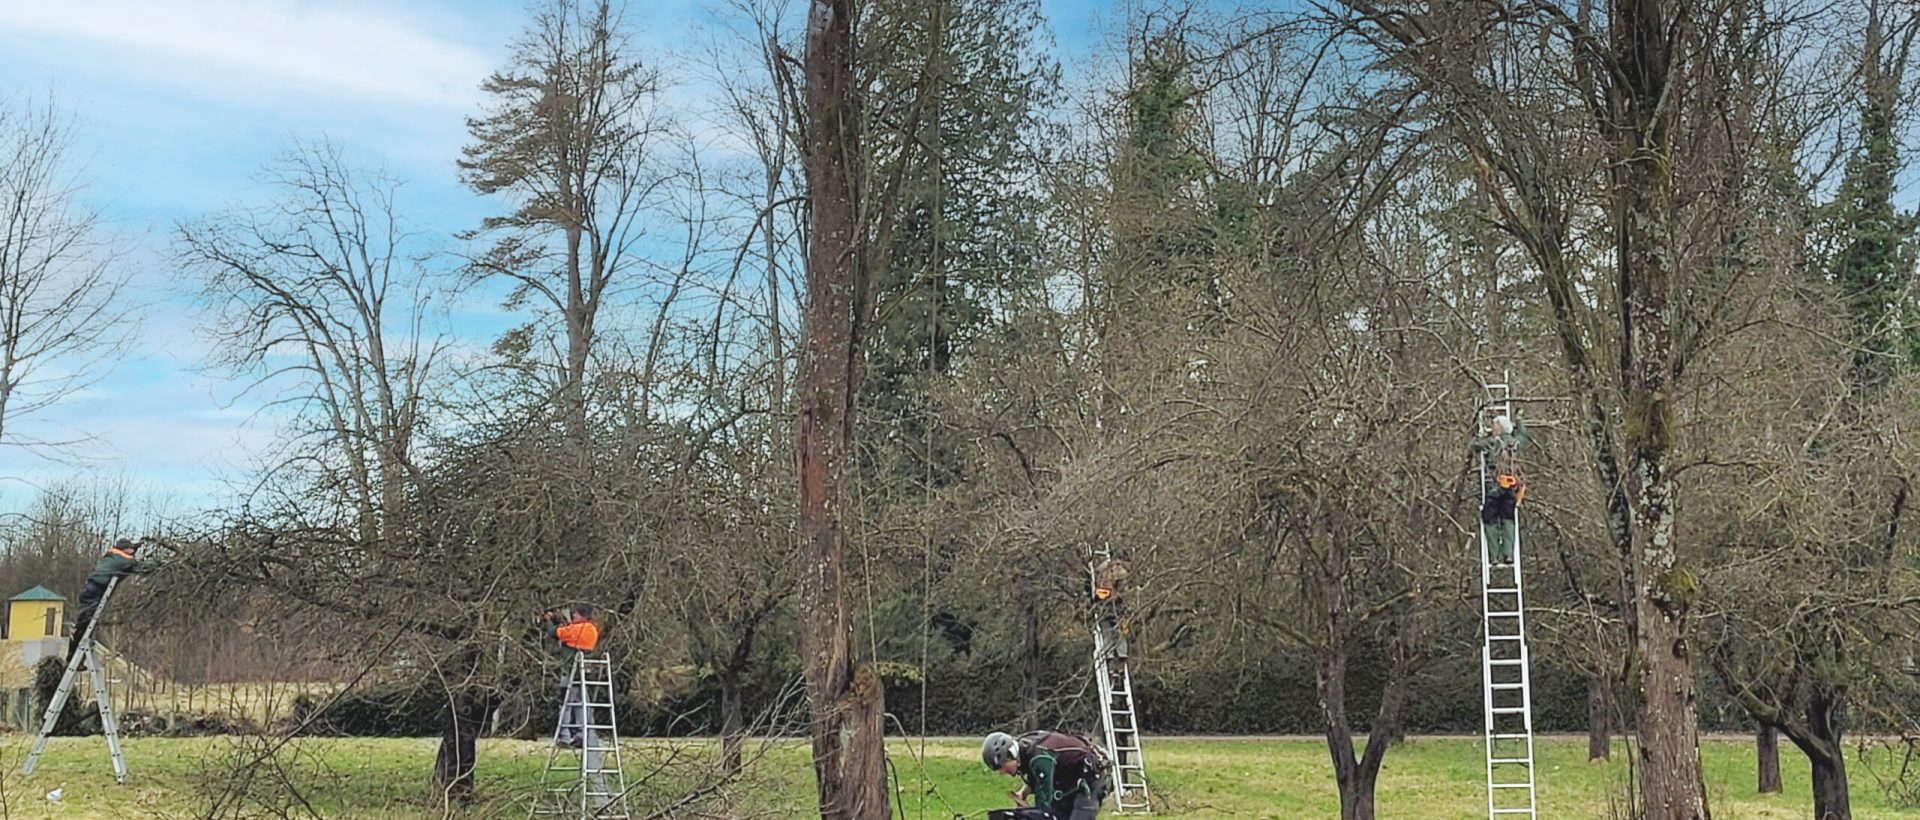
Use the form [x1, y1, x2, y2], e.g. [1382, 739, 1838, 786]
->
[177, 141, 442, 540]
[0, 95, 133, 453]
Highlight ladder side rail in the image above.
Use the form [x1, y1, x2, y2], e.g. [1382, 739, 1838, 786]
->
[1513, 515, 1538, 817]
[577, 654, 593, 819]
[22, 649, 88, 775]
[591, 654, 627, 815]
[607, 654, 631, 818]
[86, 647, 127, 782]
[1478, 451, 1498, 820]
[1094, 629, 1120, 775]
[533, 653, 581, 819]
[1118, 658, 1149, 809]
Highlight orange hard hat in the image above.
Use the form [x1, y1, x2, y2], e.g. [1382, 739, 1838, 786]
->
[1497, 473, 1519, 489]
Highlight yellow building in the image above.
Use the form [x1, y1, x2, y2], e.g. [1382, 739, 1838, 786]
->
[0, 587, 64, 724]
[7, 586, 64, 641]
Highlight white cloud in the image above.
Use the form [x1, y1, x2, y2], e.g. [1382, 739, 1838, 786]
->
[0, 0, 495, 108]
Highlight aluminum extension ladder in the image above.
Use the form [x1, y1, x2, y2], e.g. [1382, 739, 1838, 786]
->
[1479, 378, 1537, 819]
[533, 652, 629, 818]
[23, 576, 128, 782]
[1091, 548, 1150, 813]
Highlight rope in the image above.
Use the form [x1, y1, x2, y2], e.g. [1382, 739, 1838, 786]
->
[916, 4, 948, 820]
[885, 712, 972, 820]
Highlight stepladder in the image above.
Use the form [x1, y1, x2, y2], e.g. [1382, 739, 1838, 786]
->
[1091, 548, 1150, 813]
[23, 576, 128, 783]
[1478, 379, 1537, 819]
[533, 652, 628, 819]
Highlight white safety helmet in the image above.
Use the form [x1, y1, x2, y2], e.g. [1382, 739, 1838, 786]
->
[981, 731, 1018, 770]
[1492, 415, 1513, 435]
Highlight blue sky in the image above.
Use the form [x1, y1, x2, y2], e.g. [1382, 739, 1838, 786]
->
[0, 0, 1110, 516]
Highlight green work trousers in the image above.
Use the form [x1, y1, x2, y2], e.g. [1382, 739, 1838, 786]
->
[1484, 520, 1516, 564]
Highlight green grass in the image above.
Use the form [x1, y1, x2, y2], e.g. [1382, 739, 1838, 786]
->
[0, 735, 1916, 817]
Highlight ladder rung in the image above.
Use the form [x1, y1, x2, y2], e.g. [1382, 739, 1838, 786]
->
[1491, 783, 1534, 789]
[1490, 683, 1526, 689]
[1491, 707, 1529, 714]
[1491, 733, 1531, 739]
[1486, 588, 1520, 594]
[1489, 659, 1527, 666]
[1490, 758, 1533, 764]
[1486, 611, 1522, 617]
[1493, 809, 1537, 814]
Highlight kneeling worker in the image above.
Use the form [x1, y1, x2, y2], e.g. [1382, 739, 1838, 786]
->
[982, 730, 1110, 819]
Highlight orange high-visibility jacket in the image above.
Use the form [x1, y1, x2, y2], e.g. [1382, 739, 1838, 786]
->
[556, 620, 599, 652]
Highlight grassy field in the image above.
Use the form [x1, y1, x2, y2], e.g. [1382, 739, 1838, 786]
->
[0, 735, 1917, 818]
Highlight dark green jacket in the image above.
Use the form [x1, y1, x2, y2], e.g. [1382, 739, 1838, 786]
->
[1469, 419, 1530, 491]
[87, 552, 140, 586]
[1468, 418, 1530, 457]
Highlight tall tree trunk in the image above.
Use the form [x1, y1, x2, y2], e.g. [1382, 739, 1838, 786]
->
[1319, 642, 1368, 820]
[431, 689, 489, 803]
[1315, 512, 1362, 819]
[1756, 725, 1781, 793]
[1020, 593, 1041, 718]
[1311, 513, 1402, 820]
[1589, 672, 1612, 762]
[1339, 780, 1377, 820]
[1611, 1, 1708, 816]
[1806, 686, 1852, 819]
[1320, 640, 1404, 820]
[721, 673, 745, 774]
[563, 220, 591, 452]
[1810, 747, 1851, 820]
[796, 0, 888, 817]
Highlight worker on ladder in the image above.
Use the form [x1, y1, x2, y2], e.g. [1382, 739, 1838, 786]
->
[1091, 552, 1131, 660]
[982, 730, 1112, 819]
[1468, 415, 1530, 567]
[69, 539, 143, 659]
[541, 605, 600, 748]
